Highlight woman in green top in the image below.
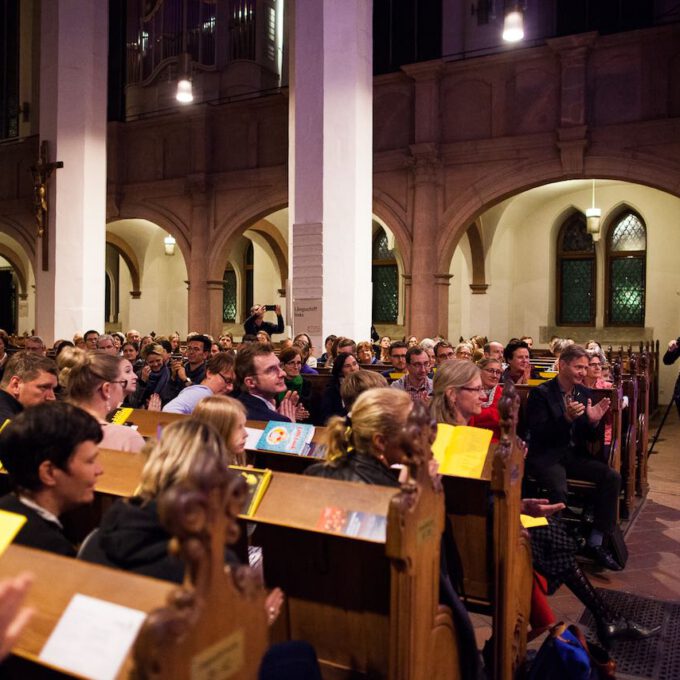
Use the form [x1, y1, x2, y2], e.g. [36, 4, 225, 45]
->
[276, 346, 312, 420]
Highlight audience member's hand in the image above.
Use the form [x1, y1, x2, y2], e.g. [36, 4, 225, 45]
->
[668, 340, 678, 352]
[587, 397, 610, 424]
[147, 394, 161, 412]
[277, 391, 299, 422]
[565, 397, 585, 422]
[427, 457, 440, 480]
[0, 572, 34, 662]
[275, 305, 281, 315]
[141, 365, 151, 383]
[295, 404, 310, 421]
[265, 587, 284, 626]
[521, 498, 565, 518]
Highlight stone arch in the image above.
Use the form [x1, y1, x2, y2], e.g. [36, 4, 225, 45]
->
[106, 233, 142, 296]
[436, 154, 680, 274]
[0, 216, 36, 263]
[465, 222, 487, 294]
[372, 192, 412, 273]
[0, 243, 29, 296]
[248, 219, 289, 285]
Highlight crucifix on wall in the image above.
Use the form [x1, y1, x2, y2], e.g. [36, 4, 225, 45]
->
[30, 140, 63, 271]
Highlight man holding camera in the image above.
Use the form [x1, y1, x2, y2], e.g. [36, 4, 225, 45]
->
[244, 305, 284, 337]
[663, 337, 680, 366]
[166, 334, 210, 401]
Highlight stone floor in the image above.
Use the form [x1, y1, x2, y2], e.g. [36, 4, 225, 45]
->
[472, 406, 680, 647]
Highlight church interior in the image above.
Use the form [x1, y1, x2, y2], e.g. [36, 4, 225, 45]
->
[1, 0, 680, 677]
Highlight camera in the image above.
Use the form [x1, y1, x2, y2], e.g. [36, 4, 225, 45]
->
[171, 353, 183, 361]
[264, 305, 277, 311]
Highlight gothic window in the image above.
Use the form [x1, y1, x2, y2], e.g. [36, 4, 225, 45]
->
[245, 241, 254, 313]
[372, 228, 398, 324]
[606, 210, 646, 326]
[556, 213, 595, 326]
[222, 266, 237, 322]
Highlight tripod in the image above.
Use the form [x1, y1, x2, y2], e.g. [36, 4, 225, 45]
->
[648, 370, 680, 454]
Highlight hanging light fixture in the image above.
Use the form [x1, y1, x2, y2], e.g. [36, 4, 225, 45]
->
[164, 235, 177, 256]
[586, 179, 602, 240]
[175, 0, 193, 104]
[502, 2, 524, 42]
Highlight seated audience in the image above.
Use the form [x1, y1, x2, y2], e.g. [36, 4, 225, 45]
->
[329, 337, 357, 368]
[169, 333, 181, 354]
[129, 343, 171, 407]
[23, 336, 46, 356]
[97, 334, 117, 355]
[382, 341, 407, 377]
[83, 330, 99, 351]
[430, 359, 486, 426]
[320, 353, 360, 423]
[584, 351, 611, 389]
[235, 343, 298, 422]
[525, 345, 620, 571]
[0, 402, 103, 556]
[58, 348, 145, 452]
[167, 334, 210, 400]
[257, 330, 272, 345]
[502, 340, 531, 384]
[122, 341, 143, 371]
[126, 329, 141, 344]
[292, 339, 318, 375]
[550, 338, 574, 370]
[405, 335, 419, 348]
[318, 334, 337, 367]
[307, 388, 410, 484]
[276, 347, 312, 420]
[434, 341, 455, 366]
[391, 346, 433, 403]
[470, 357, 504, 440]
[454, 342, 473, 361]
[219, 333, 234, 351]
[483, 341, 505, 363]
[162, 353, 236, 414]
[244, 304, 284, 338]
[0, 352, 58, 424]
[192, 395, 248, 466]
[339, 370, 388, 411]
[520, 336, 534, 349]
[377, 336, 391, 364]
[356, 341, 377, 365]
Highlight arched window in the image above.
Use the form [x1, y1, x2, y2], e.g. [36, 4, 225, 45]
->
[556, 213, 595, 325]
[372, 227, 398, 324]
[222, 265, 237, 323]
[606, 210, 646, 326]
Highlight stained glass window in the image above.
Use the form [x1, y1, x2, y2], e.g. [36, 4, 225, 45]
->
[607, 211, 646, 326]
[222, 269, 237, 322]
[557, 214, 595, 325]
[372, 228, 398, 324]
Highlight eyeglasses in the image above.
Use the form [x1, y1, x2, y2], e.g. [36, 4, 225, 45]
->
[483, 368, 502, 376]
[218, 373, 234, 387]
[284, 360, 302, 366]
[458, 386, 486, 393]
[437, 351, 455, 359]
[589, 362, 602, 368]
[110, 379, 128, 390]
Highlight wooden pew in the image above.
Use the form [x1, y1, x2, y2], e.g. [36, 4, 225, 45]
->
[441, 381, 532, 680]
[249, 454, 463, 677]
[0, 544, 173, 678]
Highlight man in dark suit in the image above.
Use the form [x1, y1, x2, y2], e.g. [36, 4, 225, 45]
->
[235, 343, 297, 422]
[526, 344, 621, 571]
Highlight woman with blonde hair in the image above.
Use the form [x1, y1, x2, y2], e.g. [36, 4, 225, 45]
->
[430, 359, 485, 426]
[306, 388, 412, 484]
[57, 347, 145, 452]
[192, 395, 248, 466]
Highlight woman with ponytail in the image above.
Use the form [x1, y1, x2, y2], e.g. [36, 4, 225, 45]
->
[305, 388, 412, 485]
[57, 348, 145, 452]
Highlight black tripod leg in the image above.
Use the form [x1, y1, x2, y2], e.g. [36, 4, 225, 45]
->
[649, 371, 680, 454]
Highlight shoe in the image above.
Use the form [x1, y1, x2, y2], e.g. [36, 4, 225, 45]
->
[599, 617, 661, 641]
[587, 545, 623, 571]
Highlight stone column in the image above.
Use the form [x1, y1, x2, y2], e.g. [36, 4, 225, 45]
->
[186, 178, 211, 336]
[288, 0, 373, 349]
[35, 0, 108, 343]
[408, 143, 442, 338]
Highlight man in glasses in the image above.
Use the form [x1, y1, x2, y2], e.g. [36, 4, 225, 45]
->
[235, 344, 298, 422]
[434, 341, 456, 367]
[166, 334, 211, 401]
[382, 341, 408, 378]
[391, 347, 433, 403]
[162, 353, 236, 414]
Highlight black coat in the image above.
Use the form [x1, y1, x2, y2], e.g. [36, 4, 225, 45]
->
[0, 493, 75, 557]
[238, 393, 291, 423]
[304, 453, 399, 487]
[0, 389, 22, 426]
[526, 377, 598, 468]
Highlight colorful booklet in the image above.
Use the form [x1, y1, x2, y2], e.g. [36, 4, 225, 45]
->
[316, 506, 387, 542]
[229, 466, 273, 517]
[432, 424, 492, 479]
[256, 421, 315, 456]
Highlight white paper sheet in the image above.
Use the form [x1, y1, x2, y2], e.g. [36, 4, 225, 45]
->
[245, 426, 262, 450]
[40, 593, 147, 680]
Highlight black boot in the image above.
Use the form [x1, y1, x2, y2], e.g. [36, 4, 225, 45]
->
[562, 564, 660, 646]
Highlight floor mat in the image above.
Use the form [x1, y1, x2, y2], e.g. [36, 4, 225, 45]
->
[578, 588, 680, 680]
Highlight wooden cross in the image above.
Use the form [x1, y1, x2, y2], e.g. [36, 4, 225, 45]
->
[30, 140, 63, 271]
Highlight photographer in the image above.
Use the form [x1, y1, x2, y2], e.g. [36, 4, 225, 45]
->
[166, 335, 210, 400]
[243, 304, 284, 337]
[663, 337, 680, 365]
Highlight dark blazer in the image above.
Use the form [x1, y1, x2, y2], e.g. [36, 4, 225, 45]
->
[0, 389, 23, 425]
[663, 344, 680, 365]
[526, 377, 598, 468]
[305, 453, 399, 487]
[0, 494, 75, 557]
[238, 392, 291, 423]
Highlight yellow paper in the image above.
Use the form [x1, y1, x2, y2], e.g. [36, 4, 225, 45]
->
[0, 510, 27, 556]
[109, 407, 133, 425]
[520, 514, 549, 529]
[432, 424, 492, 479]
